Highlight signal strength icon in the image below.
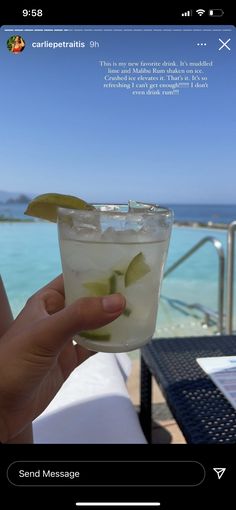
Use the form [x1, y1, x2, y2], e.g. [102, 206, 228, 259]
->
[196, 9, 205, 16]
[181, 10, 192, 17]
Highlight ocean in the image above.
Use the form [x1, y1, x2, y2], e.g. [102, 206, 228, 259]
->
[169, 204, 236, 224]
[0, 203, 28, 220]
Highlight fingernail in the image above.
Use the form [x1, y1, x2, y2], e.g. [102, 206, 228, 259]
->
[102, 294, 125, 313]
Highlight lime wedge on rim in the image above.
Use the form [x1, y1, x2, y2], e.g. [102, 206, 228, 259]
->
[24, 193, 94, 222]
[125, 252, 151, 287]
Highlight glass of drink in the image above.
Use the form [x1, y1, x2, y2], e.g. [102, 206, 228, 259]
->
[57, 202, 173, 352]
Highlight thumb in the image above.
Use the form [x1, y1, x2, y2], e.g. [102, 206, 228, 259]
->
[31, 293, 126, 355]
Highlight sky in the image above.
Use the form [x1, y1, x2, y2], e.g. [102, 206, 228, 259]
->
[0, 25, 235, 204]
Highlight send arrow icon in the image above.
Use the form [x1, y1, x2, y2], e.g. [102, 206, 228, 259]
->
[213, 468, 226, 479]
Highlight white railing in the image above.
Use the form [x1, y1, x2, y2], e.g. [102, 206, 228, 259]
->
[164, 236, 225, 334]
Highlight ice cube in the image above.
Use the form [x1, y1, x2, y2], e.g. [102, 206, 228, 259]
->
[128, 200, 159, 212]
[102, 226, 116, 241]
[101, 227, 141, 243]
[98, 204, 120, 212]
[72, 209, 101, 233]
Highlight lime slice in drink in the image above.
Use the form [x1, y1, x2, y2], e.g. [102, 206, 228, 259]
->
[125, 252, 151, 287]
[114, 269, 125, 276]
[79, 330, 111, 341]
[123, 307, 132, 317]
[109, 273, 117, 294]
[24, 193, 94, 222]
[83, 280, 110, 296]
[83, 273, 117, 296]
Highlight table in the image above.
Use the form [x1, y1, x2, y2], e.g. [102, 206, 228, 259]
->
[140, 335, 236, 443]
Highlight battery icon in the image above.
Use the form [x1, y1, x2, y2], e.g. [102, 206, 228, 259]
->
[209, 9, 224, 17]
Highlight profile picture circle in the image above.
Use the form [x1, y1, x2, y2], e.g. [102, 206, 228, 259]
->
[7, 35, 25, 54]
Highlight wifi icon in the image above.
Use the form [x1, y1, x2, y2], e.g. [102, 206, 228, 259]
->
[196, 9, 205, 16]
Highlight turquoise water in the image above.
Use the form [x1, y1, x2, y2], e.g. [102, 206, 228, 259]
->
[0, 222, 234, 333]
[0, 222, 61, 315]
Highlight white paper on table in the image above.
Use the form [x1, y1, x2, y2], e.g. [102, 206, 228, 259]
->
[197, 356, 236, 411]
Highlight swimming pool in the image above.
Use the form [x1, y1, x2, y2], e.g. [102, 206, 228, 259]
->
[0, 222, 234, 335]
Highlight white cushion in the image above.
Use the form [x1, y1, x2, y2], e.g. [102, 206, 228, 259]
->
[33, 353, 146, 444]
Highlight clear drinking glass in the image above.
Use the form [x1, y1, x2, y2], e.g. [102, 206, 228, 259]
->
[57, 203, 173, 352]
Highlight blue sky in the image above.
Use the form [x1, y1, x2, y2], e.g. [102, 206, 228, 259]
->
[0, 25, 235, 204]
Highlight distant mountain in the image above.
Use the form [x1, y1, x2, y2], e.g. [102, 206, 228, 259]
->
[6, 194, 31, 204]
[0, 190, 32, 204]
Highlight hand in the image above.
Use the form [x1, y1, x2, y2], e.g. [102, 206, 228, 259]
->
[0, 275, 125, 442]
